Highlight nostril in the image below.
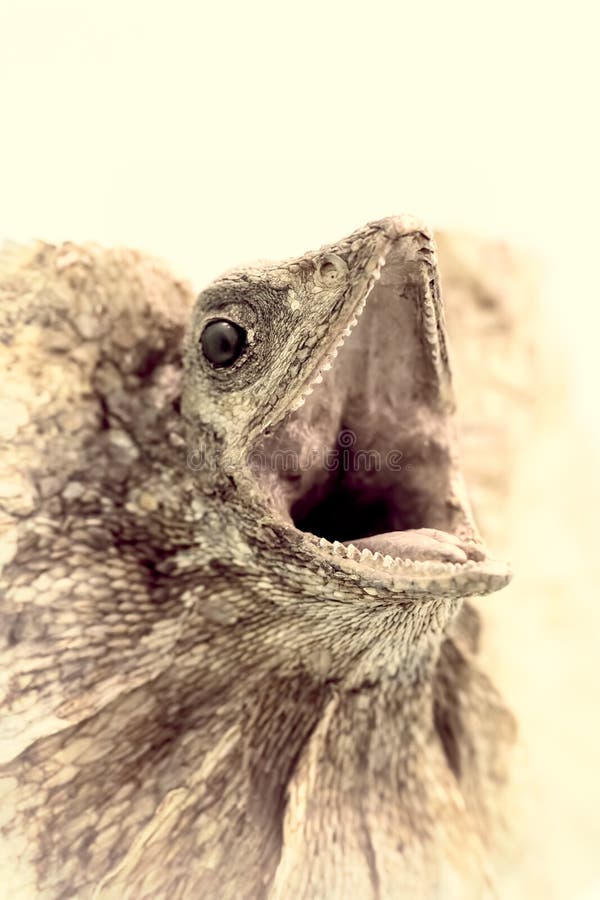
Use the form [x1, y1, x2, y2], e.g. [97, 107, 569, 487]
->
[315, 253, 348, 287]
[319, 261, 338, 282]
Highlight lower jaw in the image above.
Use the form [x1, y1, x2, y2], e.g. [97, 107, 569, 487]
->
[299, 529, 512, 598]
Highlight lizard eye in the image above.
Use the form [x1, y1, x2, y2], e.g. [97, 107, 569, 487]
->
[200, 319, 247, 368]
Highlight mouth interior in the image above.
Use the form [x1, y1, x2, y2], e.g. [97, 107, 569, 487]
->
[251, 244, 479, 565]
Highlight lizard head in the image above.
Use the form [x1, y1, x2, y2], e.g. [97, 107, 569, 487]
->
[183, 216, 512, 601]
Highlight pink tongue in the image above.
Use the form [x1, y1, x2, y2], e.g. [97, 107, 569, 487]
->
[351, 529, 484, 564]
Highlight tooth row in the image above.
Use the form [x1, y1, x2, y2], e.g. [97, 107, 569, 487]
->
[289, 394, 307, 411]
[312, 534, 473, 573]
[422, 277, 444, 371]
[289, 251, 389, 413]
[365, 252, 387, 276]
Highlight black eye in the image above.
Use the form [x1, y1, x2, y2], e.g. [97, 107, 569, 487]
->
[200, 319, 246, 368]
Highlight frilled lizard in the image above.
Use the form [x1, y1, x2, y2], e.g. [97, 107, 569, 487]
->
[0, 217, 516, 899]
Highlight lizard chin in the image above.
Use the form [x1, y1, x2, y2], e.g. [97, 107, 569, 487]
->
[250, 226, 512, 597]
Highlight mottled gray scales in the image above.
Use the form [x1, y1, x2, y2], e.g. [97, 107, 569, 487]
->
[0, 221, 516, 898]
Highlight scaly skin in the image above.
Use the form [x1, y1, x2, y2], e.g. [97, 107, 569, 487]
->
[0, 222, 515, 899]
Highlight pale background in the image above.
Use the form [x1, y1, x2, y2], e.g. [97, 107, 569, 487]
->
[1, 1, 599, 898]
[1, 0, 598, 449]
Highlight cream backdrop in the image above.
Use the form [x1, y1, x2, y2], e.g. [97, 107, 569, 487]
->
[1, 0, 598, 450]
[1, 1, 599, 898]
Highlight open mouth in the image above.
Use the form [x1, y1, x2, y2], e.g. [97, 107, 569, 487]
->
[249, 223, 511, 593]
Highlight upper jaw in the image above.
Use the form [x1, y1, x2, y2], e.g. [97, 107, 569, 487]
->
[283, 216, 452, 419]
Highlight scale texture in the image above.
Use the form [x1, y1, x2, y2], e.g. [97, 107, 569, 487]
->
[0, 224, 518, 899]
